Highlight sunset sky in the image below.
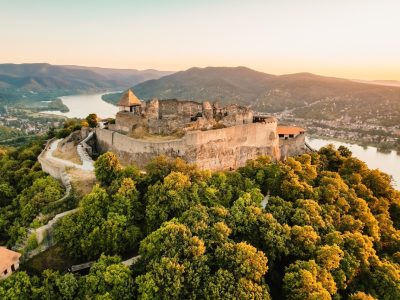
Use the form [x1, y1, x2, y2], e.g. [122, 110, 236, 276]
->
[1, 0, 399, 80]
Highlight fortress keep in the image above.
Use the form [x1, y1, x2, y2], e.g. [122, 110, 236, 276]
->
[95, 89, 306, 170]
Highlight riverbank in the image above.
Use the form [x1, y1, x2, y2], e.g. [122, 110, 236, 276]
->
[101, 92, 121, 106]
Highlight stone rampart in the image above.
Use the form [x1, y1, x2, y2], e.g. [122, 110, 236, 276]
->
[279, 134, 306, 160]
[38, 138, 65, 180]
[95, 121, 280, 170]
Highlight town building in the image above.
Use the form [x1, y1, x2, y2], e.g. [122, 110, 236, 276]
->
[0, 247, 21, 280]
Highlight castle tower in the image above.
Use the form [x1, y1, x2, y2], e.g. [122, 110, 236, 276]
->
[118, 89, 141, 113]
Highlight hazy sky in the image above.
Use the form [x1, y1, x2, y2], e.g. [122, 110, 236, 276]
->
[1, 0, 399, 80]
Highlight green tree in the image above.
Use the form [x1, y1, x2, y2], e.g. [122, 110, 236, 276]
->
[86, 113, 98, 128]
[145, 171, 199, 232]
[56, 184, 142, 260]
[283, 260, 333, 300]
[0, 182, 15, 207]
[0, 271, 38, 300]
[288, 225, 320, 259]
[137, 218, 270, 299]
[40, 269, 79, 300]
[318, 144, 345, 172]
[94, 152, 122, 186]
[338, 145, 352, 158]
[353, 260, 400, 300]
[136, 257, 186, 300]
[81, 255, 134, 300]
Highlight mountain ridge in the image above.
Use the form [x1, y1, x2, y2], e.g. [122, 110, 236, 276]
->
[0, 63, 173, 92]
[114, 66, 400, 114]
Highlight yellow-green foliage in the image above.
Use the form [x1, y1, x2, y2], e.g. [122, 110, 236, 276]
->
[1, 145, 400, 300]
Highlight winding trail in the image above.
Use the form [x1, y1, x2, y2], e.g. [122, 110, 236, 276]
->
[15, 133, 95, 259]
[22, 131, 140, 267]
[45, 138, 94, 171]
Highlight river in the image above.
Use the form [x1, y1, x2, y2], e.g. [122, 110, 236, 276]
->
[307, 137, 399, 188]
[40, 92, 118, 119]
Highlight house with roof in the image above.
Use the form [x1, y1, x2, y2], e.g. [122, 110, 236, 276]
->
[277, 126, 306, 140]
[277, 126, 307, 159]
[0, 247, 21, 280]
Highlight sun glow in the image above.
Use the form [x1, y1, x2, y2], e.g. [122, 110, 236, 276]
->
[1, 0, 399, 80]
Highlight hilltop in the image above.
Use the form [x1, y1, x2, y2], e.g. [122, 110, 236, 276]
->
[0, 63, 172, 92]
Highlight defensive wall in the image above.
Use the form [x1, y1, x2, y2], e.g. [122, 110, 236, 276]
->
[38, 138, 67, 181]
[279, 134, 307, 159]
[96, 121, 280, 170]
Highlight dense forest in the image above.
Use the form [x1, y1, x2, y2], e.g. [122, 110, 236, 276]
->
[0, 138, 66, 248]
[0, 137, 399, 299]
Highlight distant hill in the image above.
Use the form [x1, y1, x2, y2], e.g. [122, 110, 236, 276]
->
[353, 79, 400, 88]
[0, 63, 172, 92]
[61, 65, 173, 88]
[104, 66, 400, 115]
[133, 66, 275, 107]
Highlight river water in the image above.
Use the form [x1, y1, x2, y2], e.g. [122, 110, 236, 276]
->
[40, 92, 119, 119]
[307, 137, 399, 188]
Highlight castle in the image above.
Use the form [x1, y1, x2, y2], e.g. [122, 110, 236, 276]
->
[95, 89, 306, 170]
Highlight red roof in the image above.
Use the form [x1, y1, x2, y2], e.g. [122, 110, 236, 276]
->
[0, 247, 21, 273]
[277, 126, 306, 135]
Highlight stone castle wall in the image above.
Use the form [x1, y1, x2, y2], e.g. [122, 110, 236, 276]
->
[158, 99, 202, 118]
[110, 112, 142, 133]
[95, 121, 280, 170]
[38, 139, 65, 180]
[113, 99, 256, 136]
[218, 104, 254, 127]
[279, 134, 306, 159]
